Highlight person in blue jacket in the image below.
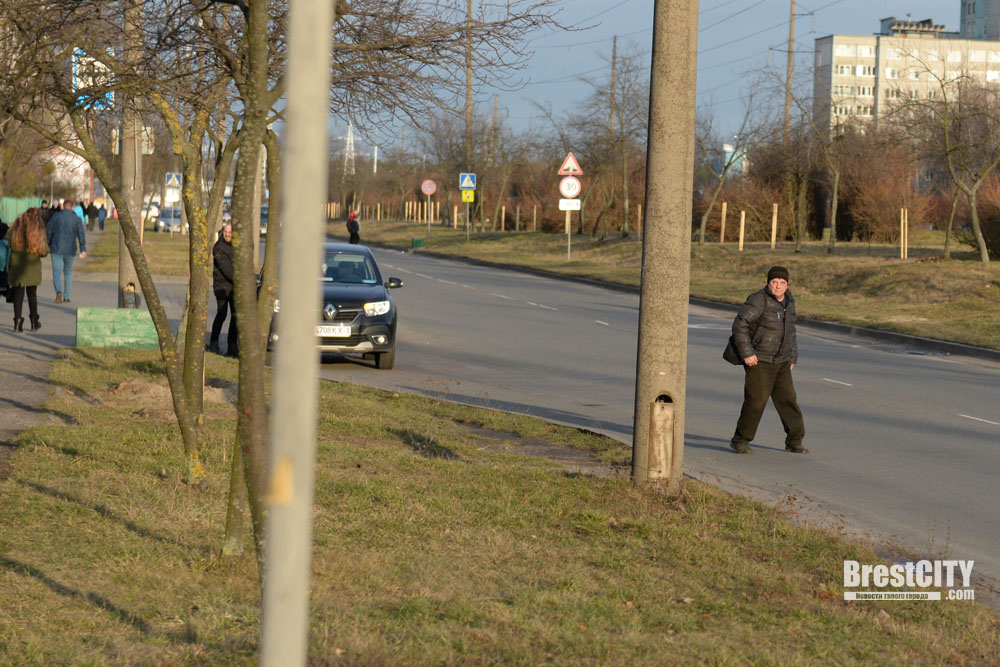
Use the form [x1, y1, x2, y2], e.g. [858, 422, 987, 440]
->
[46, 201, 87, 304]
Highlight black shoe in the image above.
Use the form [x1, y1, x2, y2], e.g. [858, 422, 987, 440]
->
[785, 444, 809, 454]
[63, 298, 71, 303]
[207, 342, 221, 354]
[13, 317, 23, 332]
[225, 348, 239, 358]
[29, 316, 40, 332]
[730, 441, 751, 454]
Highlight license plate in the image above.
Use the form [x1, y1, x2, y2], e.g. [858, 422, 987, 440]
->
[315, 324, 351, 337]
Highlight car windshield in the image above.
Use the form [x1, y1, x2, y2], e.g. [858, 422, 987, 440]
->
[163, 208, 181, 220]
[322, 252, 379, 284]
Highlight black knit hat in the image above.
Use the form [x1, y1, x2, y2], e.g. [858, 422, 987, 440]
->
[767, 265, 790, 282]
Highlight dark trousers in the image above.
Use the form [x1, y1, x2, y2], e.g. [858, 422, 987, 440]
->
[349, 232, 360, 244]
[732, 360, 804, 448]
[210, 289, 238, 352]
[11, 285, 38, 321]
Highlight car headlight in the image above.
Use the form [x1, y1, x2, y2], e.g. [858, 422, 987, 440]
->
[273, 298, 280, 313]
[363, 300, 390, 317]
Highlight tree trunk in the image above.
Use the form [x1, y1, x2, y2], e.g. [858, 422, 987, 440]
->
[827, 168, 839, 254]
[944, 190, 959, 260]
[966, 189, 991, 267]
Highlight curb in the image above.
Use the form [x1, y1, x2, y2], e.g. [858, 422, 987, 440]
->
[360, 238, 1000, 364]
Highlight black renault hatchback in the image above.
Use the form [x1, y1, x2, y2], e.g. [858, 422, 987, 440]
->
[269, 243, 403, 369]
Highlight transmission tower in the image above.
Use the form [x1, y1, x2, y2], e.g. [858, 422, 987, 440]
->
[343, 122, 356, 178]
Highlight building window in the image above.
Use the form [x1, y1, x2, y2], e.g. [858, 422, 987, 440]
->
[859, 65, 876, 77]
[859, 45, 876, 57]
[885, 48, 899, 60]
[886, 88, 901, 99]
[948, 51, 962, 62]
[856, 106, 873, 116]
[834, 105, 853, 116]
[909, 70, 920, 80]
[927, 50, 939, 62]
[836, 44, 856, 57]
[909, 89, 919, 99]
[971, 50, 986, 62]
[832, 85, 856, 95]
[989, 71, 1000, 82]
[886, 68, 900, 79]
[835, 64, 854, 76]
[858, 86, 874, 97]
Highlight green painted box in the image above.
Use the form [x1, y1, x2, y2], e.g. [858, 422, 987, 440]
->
[76, 307, 159, 349]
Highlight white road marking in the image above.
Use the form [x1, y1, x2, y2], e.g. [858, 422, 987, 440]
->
[396, 267, 413, 274]
[538, 304, 558, 311]
[526, 301, 538, 306]
[595, 320, 610, 326]
[823, 378, 853, 387]
[959, 414, 1000, 426]
[461, 284, 477, 290]
[414, 272, 432, 279]
[491, 293, 515, 300]
[436, 278, 457, 285]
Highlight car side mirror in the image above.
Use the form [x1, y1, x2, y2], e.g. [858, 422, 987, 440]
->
[386, 277, 404, 289]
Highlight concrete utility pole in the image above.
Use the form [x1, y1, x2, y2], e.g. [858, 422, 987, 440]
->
[465, 0, 473, 171]
[119, 0, 142, 308]
[631, 0, 699, 492]
[783, 0, 796, 145]
[259, 0, 333, 661]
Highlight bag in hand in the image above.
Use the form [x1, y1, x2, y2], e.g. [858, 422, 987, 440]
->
[722, 335, 743, 365]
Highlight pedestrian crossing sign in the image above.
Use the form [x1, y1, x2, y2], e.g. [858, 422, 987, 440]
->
[165, 172, 181, 188]
[459, 173, 476, 190]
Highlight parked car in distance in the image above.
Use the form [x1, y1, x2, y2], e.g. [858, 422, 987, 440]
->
[267, 243, 403, 369]
[154, 207, 187, 233]
[260, 204, 268, 236]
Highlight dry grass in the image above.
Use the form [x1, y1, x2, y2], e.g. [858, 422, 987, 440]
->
[81, 218, 192, 277]
[1, 348, 998, 663]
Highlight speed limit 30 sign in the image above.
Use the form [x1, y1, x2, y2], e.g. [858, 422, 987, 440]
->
[559, 176, 581, 199]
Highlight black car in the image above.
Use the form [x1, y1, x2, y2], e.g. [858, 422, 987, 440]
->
[269, 243, 403, 369]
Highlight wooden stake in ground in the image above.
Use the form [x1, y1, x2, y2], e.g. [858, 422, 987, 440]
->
[770, 203, 778, 249]
[739, 211, 746, 252]
[904, 207, 909, 259]
[720, 201, 727, 243]
[533, 205, 537, 231]
[501, 205, 506, 232]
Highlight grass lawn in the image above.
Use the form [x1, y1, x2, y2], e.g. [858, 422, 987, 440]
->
[81, 218, 191, 277]
[1, 348, 998, 663]
[333, 220, 1000, 350]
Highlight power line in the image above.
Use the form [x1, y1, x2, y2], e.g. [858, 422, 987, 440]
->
[699, 0, 767, 34]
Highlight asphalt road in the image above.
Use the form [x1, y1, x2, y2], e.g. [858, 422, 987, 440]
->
[315, 245, 1000, 585]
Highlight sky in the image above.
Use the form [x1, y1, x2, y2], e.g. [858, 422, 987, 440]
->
[344, 0, 959, 162]
[496, 0, 959, 135]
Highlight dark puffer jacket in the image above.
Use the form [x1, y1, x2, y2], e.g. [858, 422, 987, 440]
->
[732, 286, 797, 364]
[213, 237, 234, 294]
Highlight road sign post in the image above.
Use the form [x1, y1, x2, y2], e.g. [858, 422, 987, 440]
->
[422, 180, 436, 239]
[557, 155, 583, 261]
[459, 173, 476, 241]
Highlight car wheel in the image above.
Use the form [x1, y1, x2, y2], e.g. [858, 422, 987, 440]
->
[374, 345, 395, 370]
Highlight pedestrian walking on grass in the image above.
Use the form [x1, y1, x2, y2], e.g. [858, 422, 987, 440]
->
[729, 265, 806, 454]
[208, 224, 238, 357]
[5, 208, 49, 332]
[46, 200, 87, 304]
[97, 204, 107, 231]
[346, 210, 360, 244]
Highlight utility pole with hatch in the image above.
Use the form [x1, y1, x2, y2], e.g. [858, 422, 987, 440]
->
[632, 0, 699, 493]
[119, 0, 142, 308]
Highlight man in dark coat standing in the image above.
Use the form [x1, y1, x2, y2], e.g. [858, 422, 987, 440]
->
[46, 200, 87, 303]
[730, 265, 806, 454]
[209, 223, 237, 356]
[346, 210, 360, 244]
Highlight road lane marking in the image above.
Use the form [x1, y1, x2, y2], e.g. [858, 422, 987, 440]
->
[491, 293, 515, 300]
[396, 267, 413, 274]
[526, 301, 538, 306]
[959, 414, 1000, 426]
[538, 304, 558, 311]
[414, 272, 432, 279]
[436, 278, 457, 285]
[461, 284, 477, 290]
[595, 320, 609, 326]
[823, 378, 853, 387]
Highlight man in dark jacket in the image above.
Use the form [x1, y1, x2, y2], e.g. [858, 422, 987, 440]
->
[209, 224, 237, 356]
[46, 200, 87, 303]
[346, 210, 360, 244]
[730, 265, 806, 454]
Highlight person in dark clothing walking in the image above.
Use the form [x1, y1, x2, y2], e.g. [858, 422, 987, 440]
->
[346, 210, 360, 244]
[209, 224, 237, 356]
[86, 201, 99, 231]
[5, 208, 49, 332]
[46, 200, 87, 303]
[730, 265, 806, 454]
[97, 203, 107, 231]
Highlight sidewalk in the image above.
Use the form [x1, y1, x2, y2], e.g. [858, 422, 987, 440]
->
[0, 244, 188, 479]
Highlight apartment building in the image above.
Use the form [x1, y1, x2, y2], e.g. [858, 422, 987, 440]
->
[961, 0, 1000, 40]
[813, 16, 1000, 133]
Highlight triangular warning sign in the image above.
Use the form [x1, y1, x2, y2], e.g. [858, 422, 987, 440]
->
[460, 174, 475, 189]
[558, 152, 583, 176]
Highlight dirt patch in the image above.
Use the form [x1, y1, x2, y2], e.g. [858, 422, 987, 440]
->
[107, 378, 238, 419]
[455, 421, 618, 479]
